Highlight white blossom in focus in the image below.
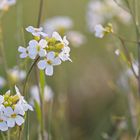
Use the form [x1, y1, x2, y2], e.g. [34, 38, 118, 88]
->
[26, 26, 48, 37]
[37, 51, 61, 76]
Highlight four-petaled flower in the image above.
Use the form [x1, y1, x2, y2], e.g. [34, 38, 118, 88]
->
[38, 51, 61, 76]
[26, 26, 48, 37]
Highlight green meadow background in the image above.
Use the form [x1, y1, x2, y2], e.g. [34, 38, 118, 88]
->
[0, 0, 137, 139]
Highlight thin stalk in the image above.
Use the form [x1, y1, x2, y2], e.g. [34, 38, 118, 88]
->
[0, 21, 11, 89]
[23, 56, 40, 96]
[113, 34, 138, 79]
[36, 0, 45, 140]
[135, 127, 140, 140]
[7, 130, 10, 140]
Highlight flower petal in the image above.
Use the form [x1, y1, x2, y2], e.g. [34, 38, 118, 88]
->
[37, 60, 47, 70]
[7, 118, 15, 128]
[16, 116, 24, 126]
[52, 32, 62, 42]
[47, 51, 55, 60]
[18, 46, 26, 53]
[0, 122, 8, 131]
[39, 39, 48, 48]
[45, 65, 53, 76]
[53, 57, 61, 65]
[39, 49, 47, 57]
[4, 107, 14, 117]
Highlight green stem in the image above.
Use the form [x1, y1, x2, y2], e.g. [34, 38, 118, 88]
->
[36, 0, 45, 140]
[135, 127, 140, 140]
[23, 56, 40, 96]
[0, 20, 11, 89]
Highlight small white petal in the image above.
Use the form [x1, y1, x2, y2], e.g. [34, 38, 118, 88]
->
[0, 122, 8, 131]
[7, 118, 15, 128]
[39, 39, 48, 48]
[20, 53, 28, 59]
[0, 95, 4, 104]
[45, 65, 53, 76]
[4, 107, 14, 117]
[37, 60, 47, 70]
[53, 57, 61, 65]
[29, 40, 38, 48]
[52, 32, 62, 42]
[18, 46, 26, 53]
[47, 51, 55, 60]
[39, 49, 47, 57]
[16, 116, 24, 126]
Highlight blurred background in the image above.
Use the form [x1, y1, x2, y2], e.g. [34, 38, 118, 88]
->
[0, 0, 138, 139]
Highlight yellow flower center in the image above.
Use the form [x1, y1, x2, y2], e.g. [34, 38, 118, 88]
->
[11, 114, 17, 118]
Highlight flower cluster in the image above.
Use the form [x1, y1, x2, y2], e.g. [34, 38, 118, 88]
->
[0, 0, 16, 11]
[0, 86, 33, 131]
[43, 16, 86, 47]
[86, 0, 131, 33]
[18, 26, 72, 76]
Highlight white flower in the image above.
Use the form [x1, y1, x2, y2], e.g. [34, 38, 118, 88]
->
[18, 39, 47, 60]
[52, 32, 72, 61]
[26, 26, 48, 37]
[59, 46, 72, 62]
[18, 46, 28, 59]
[86, 0, 131, 33]
[67, 31, 86, 47]
[8, 66, 26, 82]
[30, 85, 54, 105]
[37, 51, 61, 76]
[52, 31, 69, 47]
[15, 86, 33, 113]
[28, 39, 47, 58]
[94, 24, 105, 38]
[43, 16, 73, 36]
[4, 107, 24, 127]
[0, 111, 8, 131]
[0, 0, 16, 10]
[0, 77, 6, 88]
[115, 49, 120, 56]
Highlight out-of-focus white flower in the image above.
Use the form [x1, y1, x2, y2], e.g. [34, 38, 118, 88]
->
[30, 85, 54, 105]
[26, 26, 48, 37]
[94, 23, 113, 38]
[0, 77, 6, 88]
[86, 0, 131, 33]
[8, 67, 26, 83]
[94, 24, 105, 38]
[115, 49, 120, 56]
[43, 16, 73, 36]
[67, 31, 86, 47]
[0, 0, 16, 11]
[38, 51, 61, 76]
